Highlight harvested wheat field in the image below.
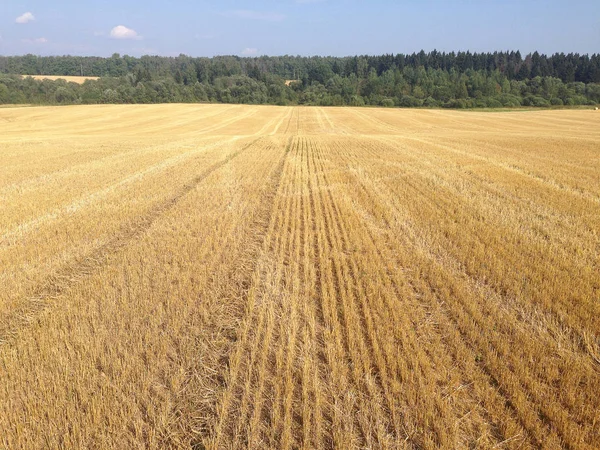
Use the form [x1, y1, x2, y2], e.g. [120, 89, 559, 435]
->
[21, 75, 100, 84]
[0, 104, 599, 449]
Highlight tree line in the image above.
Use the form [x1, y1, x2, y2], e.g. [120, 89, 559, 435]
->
[1, 51, 599, 108]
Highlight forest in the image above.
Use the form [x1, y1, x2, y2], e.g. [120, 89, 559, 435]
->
[1, 51, 599, 107]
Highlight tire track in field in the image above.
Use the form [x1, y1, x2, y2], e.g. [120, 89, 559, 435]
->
[0, 109, 276, 237]
[206, 136, 294, 449]
[314, 108, 340, 135]
[1, 106, 264, 236]
[270, 107, 295, 135]
[314, 108, 329, 132]
[156, 138, 291, 449]
[254, 106, 293, 136]
[210, 136, 349, 449]
[284, 108, 301, 136]
[119, 140, 272, 448]
[296, 108, 302, 135]
[299, 138, 330, 449]
[250, 136, 335, 449]
[231, 136, 316, 449]
[270, 145, 304, 449]
[68, 105, 253, 138]
[224, 156, 290, 447]
[316, 108, 353, 136]
[0, 135, 216, 199]
[0, 105, 240, 169]
[0, 136, 243, 245]
[0, 137, 262, 346]
[98, 105, 242, 137]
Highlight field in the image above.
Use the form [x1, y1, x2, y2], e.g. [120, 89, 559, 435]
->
[1, 104, 599, 449]
[21, 75, 100, 84]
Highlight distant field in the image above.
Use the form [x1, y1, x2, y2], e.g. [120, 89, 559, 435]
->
[21, 74, 99, 83]
[0, 104, 599, 449]
[0, 104, 31, 108]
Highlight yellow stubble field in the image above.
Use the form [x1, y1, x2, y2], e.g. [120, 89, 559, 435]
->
[21, 75, 100, 84]
[0, 104, 599, 449]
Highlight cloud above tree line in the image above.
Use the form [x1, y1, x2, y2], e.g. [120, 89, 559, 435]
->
[16, 12, 35, 24]
[110, 26, 141, 40]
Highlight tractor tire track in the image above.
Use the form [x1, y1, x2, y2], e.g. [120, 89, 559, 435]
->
[0, 138, 262, 346]
[206, 136, 293, 449]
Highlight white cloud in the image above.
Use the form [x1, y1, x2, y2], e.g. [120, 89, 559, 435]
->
[16, 12, 35, 24]
[110, 25, 141, 40]
[22, 37, 47, 44]
[241, 48, 258, 56]
[226, 10, 285, 22]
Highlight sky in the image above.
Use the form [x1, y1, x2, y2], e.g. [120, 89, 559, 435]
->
[0, 0, 599, 57]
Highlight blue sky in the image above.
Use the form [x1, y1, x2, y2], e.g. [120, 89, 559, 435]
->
[1, 1, 599, 57]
